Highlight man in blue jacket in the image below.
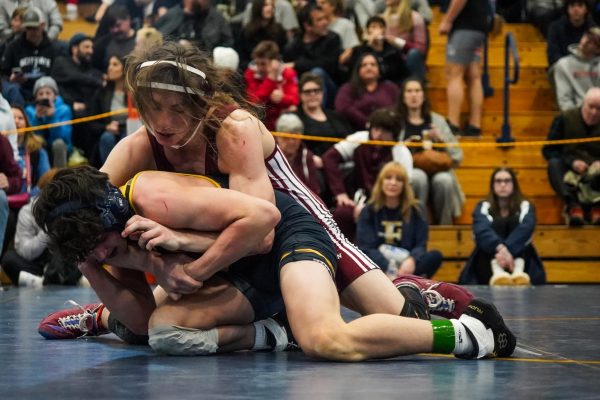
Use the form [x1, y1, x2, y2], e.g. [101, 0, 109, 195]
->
[25, 76, 72, 168]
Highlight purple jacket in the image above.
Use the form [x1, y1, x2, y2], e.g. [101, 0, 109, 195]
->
[0, 133, 22, 194]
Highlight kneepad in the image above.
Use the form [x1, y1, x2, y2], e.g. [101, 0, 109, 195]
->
[107, 314, 149, 345]
[148, 325, 219, 356]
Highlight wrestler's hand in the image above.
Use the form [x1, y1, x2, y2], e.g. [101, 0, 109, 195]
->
[122, 215, 180, 252]
[150, 252, 203, 295]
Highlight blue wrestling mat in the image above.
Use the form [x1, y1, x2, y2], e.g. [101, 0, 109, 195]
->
[1, 285, 598, 399]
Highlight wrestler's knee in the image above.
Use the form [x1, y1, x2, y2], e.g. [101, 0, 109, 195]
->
[148, 325, 219, 356]
[297, 324, 362, 361]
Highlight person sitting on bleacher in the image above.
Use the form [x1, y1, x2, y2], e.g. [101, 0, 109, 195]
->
[1, 168, 87, 288]
[396, 77, 464, 225]
[546, 87, 600, 225]
[274, 113, 322, 197]
[459, 167, 546, 286]
[153, 0, 234, 52]
[356, 161, 442, 279]
[553, 26, 600, 111]
[543, 87, 600, 225]
[1, 7, 58, 101]
[92, 4, 136, 72]
[547, 0, 596, 68]
[322, 108, 411, 240]
[0, 0, 63, 42]
[25, 77, 72, 168]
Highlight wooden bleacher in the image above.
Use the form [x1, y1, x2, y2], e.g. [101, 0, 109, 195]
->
[425, 8, 599, 283]
[53, 7, 599, 284]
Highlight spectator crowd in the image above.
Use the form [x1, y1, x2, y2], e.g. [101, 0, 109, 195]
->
[5, 0, 600, 288]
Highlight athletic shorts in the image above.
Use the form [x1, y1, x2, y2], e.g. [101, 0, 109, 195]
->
[220, 190, 337, 321]
[446, 30, 485, 65]
[266, 147, 381, 291]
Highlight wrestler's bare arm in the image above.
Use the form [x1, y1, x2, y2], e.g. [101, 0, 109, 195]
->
[127, 172, 281, 281]
[217, 111, 278, 253]
[100, 126, 156, 186]
[217, 110, 276, 203]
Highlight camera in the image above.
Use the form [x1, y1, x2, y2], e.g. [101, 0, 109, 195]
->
[35, 98, 51, 107]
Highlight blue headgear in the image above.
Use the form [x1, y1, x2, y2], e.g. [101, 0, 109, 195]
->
[45, 184, 133, 232]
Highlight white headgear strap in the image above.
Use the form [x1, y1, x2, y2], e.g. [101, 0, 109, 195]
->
[137, 60, 210, 96]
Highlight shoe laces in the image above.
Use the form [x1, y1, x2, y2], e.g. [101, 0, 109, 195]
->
[421, 284, 455, 313]
[57, 300, 96, 335]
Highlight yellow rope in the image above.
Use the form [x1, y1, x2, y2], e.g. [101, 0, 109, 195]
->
[2, 109, 128, 135]
[3, 108, 599, 148]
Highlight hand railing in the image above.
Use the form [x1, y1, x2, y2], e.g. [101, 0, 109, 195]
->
[497, 32, 520, 143]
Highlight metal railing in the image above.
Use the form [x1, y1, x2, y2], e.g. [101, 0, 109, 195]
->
[497, 32, 520, 143]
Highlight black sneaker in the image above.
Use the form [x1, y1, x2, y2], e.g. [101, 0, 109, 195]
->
[447, 122, 461, 136]
[457, 299, 516, 359]
[462, 125, 482, 137]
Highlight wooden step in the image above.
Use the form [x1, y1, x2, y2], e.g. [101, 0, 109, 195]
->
[428, 26, 546, 47]
[480, 112, 555, 138]
[427, 65, 552, 89]
[454, 196, 564, 225]
[428, 87, 557, 112]
[430, 225, 600, 258]
[459, 144, 548, 168]
[435, 260, 600, 283]
[455, 166, 553, 197]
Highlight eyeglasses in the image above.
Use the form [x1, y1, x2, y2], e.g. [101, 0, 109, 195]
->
[494, 178, 513, 184]
[301, 88, 322, 95]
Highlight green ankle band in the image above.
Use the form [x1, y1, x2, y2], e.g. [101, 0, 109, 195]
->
[431, 320, 455, 354]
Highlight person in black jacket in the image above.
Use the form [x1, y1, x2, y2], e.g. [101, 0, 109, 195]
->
[283, 4, 342, 107]
[51, 33, 104, 159]
[236, 0, 288, 70]
[459, 167, 546, 286]
[0, 7, 57, 101]
[88, 56, 127, 167]
[343, 16, 410, 84]
[547, 0, 596, 67]
[356, 161, 442, 278]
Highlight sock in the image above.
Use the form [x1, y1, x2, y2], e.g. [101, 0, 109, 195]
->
[18, 271, 44, 288]
[450, 319, 473, 355]
[95, 304, 106, 330]
[252, 320, 278, 350]
[430, 319, 473, 355]
[107, 313, 149, 345]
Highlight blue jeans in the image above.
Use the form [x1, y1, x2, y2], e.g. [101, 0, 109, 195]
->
[406, 48, 426, 81]
[0, 191, 8, 255]
[99, 131, 125, 165]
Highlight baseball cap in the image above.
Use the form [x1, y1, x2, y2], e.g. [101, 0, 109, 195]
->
[22, 7, 44, 28]
[69, 33, 93, 49]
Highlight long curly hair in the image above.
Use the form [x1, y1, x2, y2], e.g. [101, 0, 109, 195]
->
[126, 41, 259, 138]
[33, 166, 111, 264]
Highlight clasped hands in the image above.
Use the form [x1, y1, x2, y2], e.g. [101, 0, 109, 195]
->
[122, 215, 204, 300]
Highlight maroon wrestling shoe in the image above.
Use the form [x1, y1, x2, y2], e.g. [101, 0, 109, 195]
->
[38, 301, 109, 340]
[393, 275, 475, 319]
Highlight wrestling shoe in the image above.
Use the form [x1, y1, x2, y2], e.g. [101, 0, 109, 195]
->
[393, 275, 474, 319]
[271, 312, 301, 352]
[38, 301, 109, 340]
[457, 299, 516, 359]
